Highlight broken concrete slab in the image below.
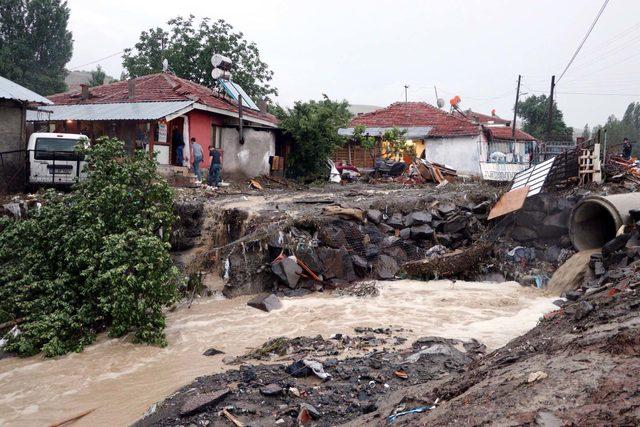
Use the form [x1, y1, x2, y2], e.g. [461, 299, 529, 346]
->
[180, 388, 230, 417]
[247, 294, 283, 312]
[437, 202, 456, 216]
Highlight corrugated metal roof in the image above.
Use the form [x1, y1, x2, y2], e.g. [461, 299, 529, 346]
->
[26, 101, 194, 121]
[510, 156, 556, 197]
[0, 75, 52, 105]
[338, 126, 433, 139]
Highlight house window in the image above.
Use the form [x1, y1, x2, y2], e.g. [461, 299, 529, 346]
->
[211, 125, 222, 149]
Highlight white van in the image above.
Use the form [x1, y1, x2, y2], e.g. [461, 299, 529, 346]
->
[27, 133, 89, 186]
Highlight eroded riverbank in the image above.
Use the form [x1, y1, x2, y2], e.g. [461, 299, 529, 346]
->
[0, 280, 556, 426]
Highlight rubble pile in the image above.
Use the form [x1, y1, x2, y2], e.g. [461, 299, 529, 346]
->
[264, 199, 490, 294]
[137, 335, 485, 427]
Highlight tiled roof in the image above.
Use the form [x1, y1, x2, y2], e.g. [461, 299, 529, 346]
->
[487, 126, 536, 141]
[459, 110, 511, 125]
[47, 72, 277, 125]
[349, 102, 480, 138]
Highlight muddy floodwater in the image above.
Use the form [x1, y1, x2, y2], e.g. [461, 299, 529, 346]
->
[0, 280, 557, 426]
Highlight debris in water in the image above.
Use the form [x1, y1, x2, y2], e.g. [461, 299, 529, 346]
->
[246, 293, 282, 312]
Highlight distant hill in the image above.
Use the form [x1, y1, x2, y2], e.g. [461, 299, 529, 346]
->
[65, 70, 116, 92]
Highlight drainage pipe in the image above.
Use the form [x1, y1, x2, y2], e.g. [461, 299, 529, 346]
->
[569, 193, 640, 250]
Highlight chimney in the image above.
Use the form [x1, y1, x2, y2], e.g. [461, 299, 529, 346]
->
[128, 79, 136, 99]
[80, 84, 89, 100]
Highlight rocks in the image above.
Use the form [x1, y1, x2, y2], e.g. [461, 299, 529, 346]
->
[179, 388, 230, 416]
[317, 247, 356, 282]
[260, 383, 283, 396]
[437, 202, 456, 216]
[565, 290, 583, 301]
[399, 227, 412, 240]
[202, 348, 224, 356]
[247, 294, 283, 312]
[271, 256, 302, 288]
[366, 209, 383, 224]
[442, 217, 467, 234]
[574, 300, 594, 320]
[410, 224, 434, 240]
[373, 255, 399, 279]
[300, 403, 321, 420]
[404, 211, 432, 227]
[511, 226, 538, 242]
[538, 211, 569, 238]
[386, 213, 404, 229]
[602, 234, 631, 256]
[351, 255, 370, 276]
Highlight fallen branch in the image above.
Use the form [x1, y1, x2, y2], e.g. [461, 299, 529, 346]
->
[48, 408, 97, 427]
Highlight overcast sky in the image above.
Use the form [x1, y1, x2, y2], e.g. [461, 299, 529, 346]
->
[66, 0, 640, 130]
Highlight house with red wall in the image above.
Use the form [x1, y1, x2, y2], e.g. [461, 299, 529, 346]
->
[27, 71, 280, 178]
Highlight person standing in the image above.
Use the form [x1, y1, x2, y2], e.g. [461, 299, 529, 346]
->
[208, 145, 223, 187]
[190, 137, 203, 181]
[622, 137, 633, 160]
[172, 126, 185, 166]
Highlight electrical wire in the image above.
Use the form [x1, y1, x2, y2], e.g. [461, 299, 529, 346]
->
[557, 0, 610, 83]
[68, 51, 124, 71]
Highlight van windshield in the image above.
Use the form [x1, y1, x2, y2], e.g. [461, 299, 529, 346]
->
[34, 138, 83, 161]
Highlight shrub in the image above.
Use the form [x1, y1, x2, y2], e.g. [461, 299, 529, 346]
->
[0, 138, 180, 356]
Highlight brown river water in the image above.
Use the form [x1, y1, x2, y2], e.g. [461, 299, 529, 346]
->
[0, 280, 557, 426]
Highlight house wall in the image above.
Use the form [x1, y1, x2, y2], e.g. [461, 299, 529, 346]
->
[424, 134, 483, 175]
[0, 100, 26, 192]
[220, 127, 275, 177]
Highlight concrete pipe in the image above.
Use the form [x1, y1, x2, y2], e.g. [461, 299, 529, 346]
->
[569, 193, 640, 250]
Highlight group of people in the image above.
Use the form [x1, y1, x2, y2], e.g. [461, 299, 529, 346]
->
[172, 126, 223, 187]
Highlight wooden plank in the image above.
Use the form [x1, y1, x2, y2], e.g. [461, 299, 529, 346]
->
[487, 187, 530, 220]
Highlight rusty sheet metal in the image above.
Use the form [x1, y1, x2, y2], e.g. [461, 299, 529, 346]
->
[487, 186, 530, 220]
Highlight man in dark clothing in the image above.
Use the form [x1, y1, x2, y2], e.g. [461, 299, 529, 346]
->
[208, 145, 223, 187]
[172, 126, 185, 166]
[622, 137, 633, 160]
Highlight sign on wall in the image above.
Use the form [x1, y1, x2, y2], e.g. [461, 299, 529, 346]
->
[158, 123, 167, 143]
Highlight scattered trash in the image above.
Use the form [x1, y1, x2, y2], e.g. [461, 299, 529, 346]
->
[302, 359, 331, 380]
[249, 179, 263, 190]
[222, 408, 245, 427]
[394, 369, 408, 379]
[388, 399, 439, 423]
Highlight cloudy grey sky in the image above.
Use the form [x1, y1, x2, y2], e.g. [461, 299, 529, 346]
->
[66, 0, 640, 129]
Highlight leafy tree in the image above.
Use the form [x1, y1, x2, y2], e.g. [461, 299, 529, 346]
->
[596, 102, 640, 156]
[0, 139, 180, 357]
[277, 96, 351, 181]
[0, 0, 73, 95]
[89, 65, 106, 87]
[123, 15, 277, 102]
[517, 94, 572, 140]
[582, 124, 591, 140]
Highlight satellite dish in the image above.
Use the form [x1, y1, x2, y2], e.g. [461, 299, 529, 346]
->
[437, 98, 445, 108]
[211, 54, 233, 71]
[211, 68, 224, 80]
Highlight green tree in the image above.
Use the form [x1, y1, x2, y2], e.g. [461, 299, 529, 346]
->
[517, 94, 572, 140]
[0, 0, 73, 95]
[123, 15, 277, 102]
[0, 139, 180, 357]
[277, 96, 351, 181]
[582, 124, 591, 140]
[88, 65, 106, 87]
[596, 102, 640, 156]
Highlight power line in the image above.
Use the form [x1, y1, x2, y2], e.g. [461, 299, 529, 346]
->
[557, 0, 610, 83]
[68, 51, 124, 71]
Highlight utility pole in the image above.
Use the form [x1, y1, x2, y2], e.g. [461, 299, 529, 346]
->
[434, 85, 439, 106]
[512, 75, 521, 139]
[404, 85, 409, 102]
[546, 75, 556, 139]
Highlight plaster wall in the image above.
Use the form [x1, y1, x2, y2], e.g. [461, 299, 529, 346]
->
[220, 128, 275, 177]
[424, 135, 482, 175]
